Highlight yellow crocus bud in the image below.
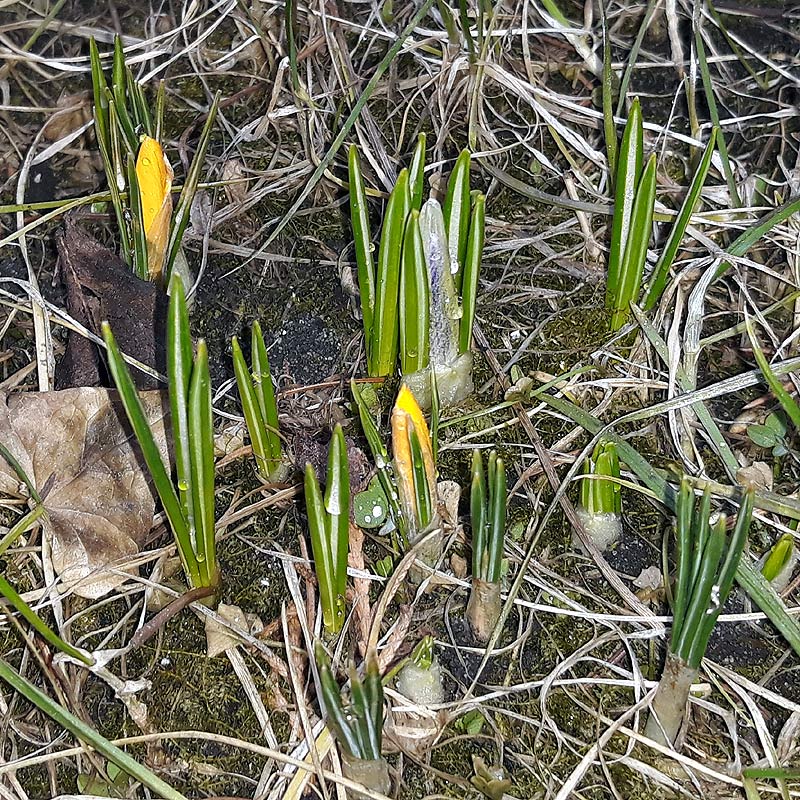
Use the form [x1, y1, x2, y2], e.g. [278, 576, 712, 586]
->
[391, 385, 437, 535]
[135, 135, 173, 282]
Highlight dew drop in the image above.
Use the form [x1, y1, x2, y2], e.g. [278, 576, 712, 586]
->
[141, 157, 151, 167]
[178, 479, 188, 491]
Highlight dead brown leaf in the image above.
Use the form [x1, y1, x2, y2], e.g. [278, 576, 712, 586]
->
[0, 387, 169, 599]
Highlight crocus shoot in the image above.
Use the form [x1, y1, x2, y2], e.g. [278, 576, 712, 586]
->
[606, 98, 657, 332]
[644, 479, 753, 747]
[102, 273, 219, 596]
[466, 450, 506, 643]
[576, 440, 622, 552]
[315, 643, 390, 794]
[760, 533, 798, 592]
[304, 425, 350, 636]
[391, 386, 438, 545]
[231, 321, 285, 482]
[89, 35, 218, 286]
[348, 138, 485, 406]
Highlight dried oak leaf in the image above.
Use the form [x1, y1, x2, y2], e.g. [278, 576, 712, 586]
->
[0, 387, 169, 599]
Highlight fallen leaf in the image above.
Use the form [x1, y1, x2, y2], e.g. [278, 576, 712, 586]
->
[55, 218, 167, 390]
[737, 461, 773, 492]
[0, 387, 169, 599]
[205, 603, 263, 658]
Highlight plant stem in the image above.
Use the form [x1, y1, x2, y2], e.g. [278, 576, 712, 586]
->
[644, 652, 698, 747]
[466, 578, 502, 643]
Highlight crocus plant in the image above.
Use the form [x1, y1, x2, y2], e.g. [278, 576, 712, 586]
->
[232, 321, 285, 482]
[316, 643, 390, 794]
[90, 35, 218, 286]
[576, 440, 622, 552]
[103, 274, 220, 596]
[466, 449, 506, 643]
[645, 479, 753, 747]
[391, 386, 438, 542]
[304, 425, 350, 636]
[349, 136, 485, 407]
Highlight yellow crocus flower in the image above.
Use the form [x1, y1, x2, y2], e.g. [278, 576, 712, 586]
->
[135, 135, 173, 282]
[391, 385, 437, 535]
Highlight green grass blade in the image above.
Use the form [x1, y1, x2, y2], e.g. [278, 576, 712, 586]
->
[129, 70, 153, 136]
[606, 97, 643, 310]
[459, 192, 484, 354]
[326, 424, 350, 630]
[471, 450, 487, 579]
[0, 575, 93, 665]
[747, 320, 800, 431]
[0, 505, 45, 558]
[602, 22, 617, 182]
[671, 478, 694, 649]
[125, 154, 148, 280]
[609, 152, 656, 331]
[111, 36, 139, 154]
[695, 29, 740, 208]
[457, 0, 475, 59]
[154, 80, 166, 143]
[409, 428, 432, 530]
[486, 453, 505, 583]
[690, 490, 753, 664]
[106, 101, 133, 262]
[674, 510, 724, 664]
[251, 321, 281, 468]
[165, 91, 220, 282]
[349, 668, 376, 760]
[188, 340, 216, 588]
[0, 444, 41, 504]
[0, 658, 188, 800]
[688, 488, 712, 591]
[364, 656, 384, 759]
[399, 209, 430, 374]
[167, 274, 195, 527]
[443, 149, 471, 291]
[762, 534, 794, 582]
[232, 336, 270, 477]
[101, 322, 199, 586]
[349, 145, 375, 352]
[436, 0, 459, 45]
[306, 459, 341, 635]
[111, 35, 127, 126]
[89, 38, 110, 156]
[315, 643, 361, 757]
[685, 515, 729, 668]
[372, 168, 411, 376]
[736, 556, 800, 658]
[408, 133, 427, 211]
[643, 128, 717, 311]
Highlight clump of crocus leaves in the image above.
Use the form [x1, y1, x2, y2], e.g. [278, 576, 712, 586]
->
[645, 479, 753, 747]
[576, 440, 622, 552]
[316, 643, 390, 794]
[466, 449, 506, 643]
[304, 425, 350, 637]
[349, 136, 484, 407]
[103, 274, 220, 596]
[89, 35, 218, 285]
[231, 321, 285, 482]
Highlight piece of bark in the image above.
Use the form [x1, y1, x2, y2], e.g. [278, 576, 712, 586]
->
[55, 217, 167, 390]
